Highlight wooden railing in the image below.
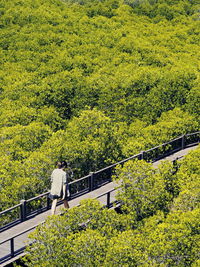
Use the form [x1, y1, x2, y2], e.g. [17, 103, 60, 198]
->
[0, 132, 199, 233]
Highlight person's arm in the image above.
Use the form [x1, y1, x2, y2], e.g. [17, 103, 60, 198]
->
[50, 171, 53, 183]
[62, 172, 67, 200]
[50, 171, 53, 193]
[62, 184, 66, 200]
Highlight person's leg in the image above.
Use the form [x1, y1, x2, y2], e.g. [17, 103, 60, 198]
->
[51, 199, 58, 215]
[63, 199, 69, 210]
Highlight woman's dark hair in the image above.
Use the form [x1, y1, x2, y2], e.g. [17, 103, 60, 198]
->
[61, 161, 67, 168]
[56, 160, 68, 169]
[56, 161, 62, 168]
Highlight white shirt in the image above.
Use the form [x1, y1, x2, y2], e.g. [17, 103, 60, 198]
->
[50, 168, 67, 197]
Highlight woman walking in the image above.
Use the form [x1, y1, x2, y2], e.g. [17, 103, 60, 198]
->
[50, 161, 70, 215]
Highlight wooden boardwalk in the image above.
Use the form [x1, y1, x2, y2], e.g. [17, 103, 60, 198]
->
[0, 145, 198, 266]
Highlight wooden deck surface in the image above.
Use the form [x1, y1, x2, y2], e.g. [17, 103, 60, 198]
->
[0, 145, 198, 266]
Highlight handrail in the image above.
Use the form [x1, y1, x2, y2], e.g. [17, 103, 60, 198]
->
[0, 189, 116, 245]
[0, 189, 117, 264]
[0, 223, 44, 245]
[96, 188, 117, 199]
[0, 203, 21, 216]
[186, 131, 200, 136]
[145, 136, 183, 153]
[0, 131, 199, 264]
[69, 174, 90, 185]
[0, 189, 118, 245]
[26, 192, 49, 203]
[95, 153, 141, 174]
[0, 131, 199, 231]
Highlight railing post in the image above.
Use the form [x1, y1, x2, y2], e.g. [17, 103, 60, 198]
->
[10, 238, 14, 257]
[89, 172, 94, 191]
[107, 167, 112, 182]
[68, 184, 72, 199]
[107, 192, 111, 208]
[47, 194, 51, 210]
[140, 151, 144, 160]
[20, 199, 27, 222]
[181, 135, 185, 149]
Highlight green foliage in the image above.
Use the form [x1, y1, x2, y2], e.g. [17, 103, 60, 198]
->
[104, 230, 148, 266]
[0, 122, 52, 160]
[185, 86, 200, 120]
[122, 108, 199, 156]
[60, 109, 121, 174]
[23, 146, 200, 266]
[0, 2, 199, 265]
[146, 209, 200, 266]
[0, 0, 199, 126]
[124, 0, 199, 21]
[176, 146, 200, 188]
[0, 0, 199, 225]
[114, 160, 175, 220]
[24, 199, 127, 266]
[21, 108, 122, 189]
[171, 146, 200, 212]
[71, 229, 107, 266]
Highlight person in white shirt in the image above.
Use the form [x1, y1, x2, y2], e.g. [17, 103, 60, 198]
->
[50, 161, 70, 215]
